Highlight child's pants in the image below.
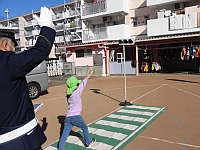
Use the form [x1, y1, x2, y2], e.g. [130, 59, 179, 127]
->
[58, 115, 91, 150]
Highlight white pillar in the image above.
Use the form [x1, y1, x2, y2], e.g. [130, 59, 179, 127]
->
[101, 50, 106, 76]
[136, 45, 139, 76]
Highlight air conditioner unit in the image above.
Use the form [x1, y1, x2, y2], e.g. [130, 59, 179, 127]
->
[175, 2, 184, 9]
[103, 16, 112, 22]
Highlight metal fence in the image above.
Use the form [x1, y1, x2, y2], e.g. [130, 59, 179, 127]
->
[46, 60, 63, 77]
[82, 0, 106, 16]
[83, 27, 107, 41]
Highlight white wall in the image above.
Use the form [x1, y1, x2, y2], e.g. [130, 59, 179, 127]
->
[107, 24, 130, 40]
[147, 0, 187, 7]
[147, 17, 200, 37]
[107, 0, 129, 13]
[75, 57, 93, 66]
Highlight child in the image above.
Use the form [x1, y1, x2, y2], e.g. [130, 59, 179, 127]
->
[58, 67, 95, 150]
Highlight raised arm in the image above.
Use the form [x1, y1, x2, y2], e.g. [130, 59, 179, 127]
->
[76, 67, 94, 95]
[86, 66, 94, 79]
[8, 7, 55, 77]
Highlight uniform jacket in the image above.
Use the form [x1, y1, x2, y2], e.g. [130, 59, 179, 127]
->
[0, 26, 55, 150]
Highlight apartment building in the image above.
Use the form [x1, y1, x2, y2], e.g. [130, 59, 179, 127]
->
[63, 0, 131, 76]
[1, 0, 199, 76]
[0, 0, 131, 76]
[135, 0, 200, 73]
[0, 0, 82, 62]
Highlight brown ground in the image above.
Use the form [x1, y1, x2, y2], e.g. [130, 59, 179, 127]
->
[33, 74, 200, 150]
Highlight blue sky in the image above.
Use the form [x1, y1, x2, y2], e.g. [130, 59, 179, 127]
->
[0, 0, 71, 19]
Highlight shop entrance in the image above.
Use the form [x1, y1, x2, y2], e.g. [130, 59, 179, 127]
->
[138, 41, 200, 73]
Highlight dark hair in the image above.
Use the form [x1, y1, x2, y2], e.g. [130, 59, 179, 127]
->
[66, 94, 71, 99]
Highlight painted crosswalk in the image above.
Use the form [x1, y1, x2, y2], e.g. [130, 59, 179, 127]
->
[44, 104, 167, 150]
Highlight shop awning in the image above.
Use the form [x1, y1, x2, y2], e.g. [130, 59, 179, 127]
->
[135, 32, 200, 44]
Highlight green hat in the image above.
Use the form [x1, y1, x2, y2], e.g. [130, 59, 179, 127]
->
[66, 76, 81, 95]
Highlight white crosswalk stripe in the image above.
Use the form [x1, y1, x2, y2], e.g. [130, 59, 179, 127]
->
[44, 146, 57, 150]
[117, 109, 155, 116]
[88, 127, 127, 140]
[44, 105, 166, 150]
[107, 114, 147, 123]
[95, 120, 138, 131]
[126, 105, 161, 111]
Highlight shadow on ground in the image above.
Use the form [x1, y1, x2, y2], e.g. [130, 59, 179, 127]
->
[90, 89, 121, 103]
[165, 78, 199, 84]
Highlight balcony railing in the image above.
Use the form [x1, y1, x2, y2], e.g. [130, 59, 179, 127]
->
[55, 25, 63, 31]
[82, 0, 106, 16]
[64, 21, 82, 29]
[83, 27, 107, 41]
[55, 36, 64, 43]
[24, 30, 32, 36]
[15, 32, 20, 38]
[11, 23, 19, 27]
[24, 20, 37, 27]
[24, 30, 40, 36]
[169, 12, 200, 30]
[69, 10, 80, 16]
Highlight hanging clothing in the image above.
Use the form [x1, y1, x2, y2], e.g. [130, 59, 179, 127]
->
[195, 46, 200, 58]
[181, 51, 184, 60]
[191, 47, 196, 59]
[144, 63, 149, 72]
[183, 47, 187, 60]
[186, 47, 190, 61]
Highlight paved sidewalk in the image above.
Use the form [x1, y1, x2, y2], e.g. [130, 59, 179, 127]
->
[33, 74, 200, 150]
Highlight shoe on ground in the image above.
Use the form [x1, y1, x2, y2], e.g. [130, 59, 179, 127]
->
[85, 138, 96, 148]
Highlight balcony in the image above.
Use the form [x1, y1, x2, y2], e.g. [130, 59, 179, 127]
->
[24, 20, 37, 27]
[24, 30, 40, 37]
[83, 24, 130, 42]
[147, 12, 200, 37]
[25, 39, 36, 47]
[55, 36, 65, 44]
[147, 0, 191, 7]
[82, 0, 129, 19]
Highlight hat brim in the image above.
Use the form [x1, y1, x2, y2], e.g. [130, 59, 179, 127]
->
[67, 80, 82, 95]
[0, 27, 18, 46]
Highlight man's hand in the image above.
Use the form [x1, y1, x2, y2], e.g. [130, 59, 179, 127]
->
[32, 7, 52, 28]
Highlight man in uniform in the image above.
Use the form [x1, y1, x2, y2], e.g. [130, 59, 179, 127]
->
[0, 7, 55, 150]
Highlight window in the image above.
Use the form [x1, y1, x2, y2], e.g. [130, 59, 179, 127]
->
[132, 17, 137, 27]
[76, 50, 84, 57]
[76, 49, 92, 58]
[84, 49, 92, 56]
[144, 15, 150, 25]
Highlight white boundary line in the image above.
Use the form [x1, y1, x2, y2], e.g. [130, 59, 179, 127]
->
[131, 84, 165, 103]
[38, 82, 198, 103]
[167, 85, 200, 98]
[42, 80, 199, 149]
[113, 107, 166, 150]
[38, 84, 166, 103]
[139, 136, 200, 148]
